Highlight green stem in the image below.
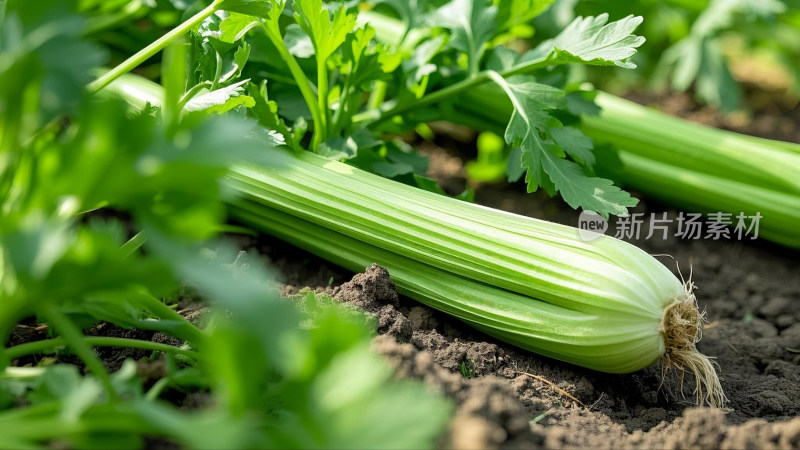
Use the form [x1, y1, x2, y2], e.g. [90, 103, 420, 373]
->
[131, 292, 207, 344]
[83, 0, 148, 36]
[39, 309, 118, 401]
[145, 376, 173, 401]
[5, 336, 200, 360]
[331, 73, 352, 136]
[1, 411, 160, 440]
[261, 22, 324, 150]
[119, 231, 147, 259]
[316, 60, 329, 147]
[1, 366, 46, 379]
[87, 0, 222, 93]
[0, 402, 60, 424]
[367, 80, 387, 111]
[353, 55, 556, 126]
[211, 50, 223, 91]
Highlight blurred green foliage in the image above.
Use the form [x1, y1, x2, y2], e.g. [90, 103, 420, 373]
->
[536, 0, 800, 111]
[0, 0, 451, 447]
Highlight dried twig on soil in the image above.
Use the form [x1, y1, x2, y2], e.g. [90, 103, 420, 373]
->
[515, 371, 587, 408]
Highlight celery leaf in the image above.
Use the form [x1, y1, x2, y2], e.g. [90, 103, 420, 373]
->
[434, 0, 497, 74]
[373, 0, 429, 33]
[183, 79, 255, 114]
[530, 13, 645, 69]
[293, 0, 357, 62]
[493, 74, 637, 217]
[496, 0, 554, 32]
[217, 0, 272, 18]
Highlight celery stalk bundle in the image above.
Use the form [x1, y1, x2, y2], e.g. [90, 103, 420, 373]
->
[226, 150, 725, 406]
[455, 86, 800, 248]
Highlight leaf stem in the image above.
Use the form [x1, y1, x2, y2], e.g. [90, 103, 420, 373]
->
[261, 22, 325, 150]
[38, 309, 118, 401]
[367, 80, 387, 111]
[83, 0, 148, 36]
[316, 59, 329, 148]
[87, 0, 223, 93]
[331, 72, 352, 136]
[211, 50, 223, 91]
[5, 335, 200, 360]
[130, 292, 207, 344]
[353, 55, 556, 126]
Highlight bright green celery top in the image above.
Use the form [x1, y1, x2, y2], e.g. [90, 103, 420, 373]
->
[226, 149, 686, 374]
[454, 86, 800, 248]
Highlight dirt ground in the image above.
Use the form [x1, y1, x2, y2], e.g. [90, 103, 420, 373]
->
[245, 91, 800, 448]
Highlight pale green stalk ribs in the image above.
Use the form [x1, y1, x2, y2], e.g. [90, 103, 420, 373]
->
[225, 149, 725, 407]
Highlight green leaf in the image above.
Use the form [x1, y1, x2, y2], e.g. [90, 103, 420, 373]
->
[434, 0, 497, 74]
[183, 79, 256, 114]
[492, 75, 562, 192]
[162, 40, 188, 132]
[293, 0, 357, 62]
[373, 0, 429, 34]
[218, 12, 260, 43]
[506, 147, 525, 183]
[247, 81, 294, 147]
[341, 26, 386, 89]
[0, 0, 104, 146]
[491, 74, 637, 217]
[485, 46, 520, 72]
[565, 91, 600, 116]
[530, 13, 645, 69]
[495, 0, 554, 32]
[319, 136, 359, 160]
[550, 126, 594, 167]
[284, 23, 315, 58]
[220, 43, 251, 83]
[539, 151, 637, 218]
[403, 34, 446, 87]
[217, 0, 272, 17]
[695, 38, 741, 112]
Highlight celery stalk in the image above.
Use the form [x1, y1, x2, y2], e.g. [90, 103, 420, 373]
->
[455, 85, 800, 248]
[224, 149, 725, 406]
